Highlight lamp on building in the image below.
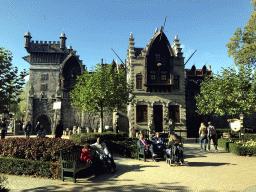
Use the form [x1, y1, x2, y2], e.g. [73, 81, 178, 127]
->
[239, 113, 244, 142]
[115, 113, 120, 134]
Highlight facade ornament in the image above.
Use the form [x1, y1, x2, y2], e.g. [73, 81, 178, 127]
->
[56, 84, 62, 97]
[148, 120, 155, 134]
[168, 118, 175, 134]
[29, 85, 34, 96]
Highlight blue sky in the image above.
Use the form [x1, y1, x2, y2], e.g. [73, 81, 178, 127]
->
[0, 0, 254, 82]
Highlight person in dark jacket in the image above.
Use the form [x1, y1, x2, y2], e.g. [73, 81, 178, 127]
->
[20, 121, 23, 132]
[1, 120, 6, 139]
[37, 125, 46, 138]
[55, 120, 64, 138]
[25, 121, 32, 138]
[150, 132, 166, 157]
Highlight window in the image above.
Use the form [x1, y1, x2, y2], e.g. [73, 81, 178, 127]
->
[155, 54, 161, 62]
[169, 105, 180, 123]
[150, 75, 156, 80]
[173, 75, 179, 89]
[161, 75, 167, 81]
[40, 84, 47, 91]
[41, 73, 48, 80]
[136, 105, 148, 122]
[136, 74, 142, 89]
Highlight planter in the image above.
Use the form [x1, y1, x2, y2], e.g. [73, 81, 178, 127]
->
[223, 132, 231, 139]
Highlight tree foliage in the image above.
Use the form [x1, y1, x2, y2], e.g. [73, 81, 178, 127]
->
[0, 47, 28, 111]
[195, 64, 256, 116]
[70, 63, 136, 132]
[226, 1, 256, 67]
[9, 80, 29, 120]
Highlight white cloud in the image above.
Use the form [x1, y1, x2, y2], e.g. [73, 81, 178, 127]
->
[24, 75, 29, 80]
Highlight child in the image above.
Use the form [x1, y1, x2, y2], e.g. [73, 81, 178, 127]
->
[80, 143, 93, 165]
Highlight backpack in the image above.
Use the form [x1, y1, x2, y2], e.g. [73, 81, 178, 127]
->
[209, 126, 216, 136]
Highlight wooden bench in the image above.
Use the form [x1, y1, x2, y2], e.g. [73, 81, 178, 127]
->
[60, 148, 92, 183]
[137, 146, 146, 161]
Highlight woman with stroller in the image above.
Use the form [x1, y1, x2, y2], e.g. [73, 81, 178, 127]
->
[166, 134, 184, 165]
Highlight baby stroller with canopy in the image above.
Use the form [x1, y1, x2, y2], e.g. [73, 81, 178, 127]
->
[166, 139, 184, 166]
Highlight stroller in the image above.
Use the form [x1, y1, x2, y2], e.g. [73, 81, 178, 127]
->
[166, 140, 184, 166]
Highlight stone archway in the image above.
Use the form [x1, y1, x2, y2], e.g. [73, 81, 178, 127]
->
[35, 114, 51, 134]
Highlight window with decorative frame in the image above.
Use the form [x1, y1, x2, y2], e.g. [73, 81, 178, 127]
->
[136, 105, 148, 122]
[41, 73, 48, 80]
[136, 74, 142, 89]
[161, 75, 167, 81]
[150, 74, 156, 80]
[155, 54, 161, 62]
[40, 84, 47, 91]
[173, 75, 179, 89]
[169, 105, 180, 123]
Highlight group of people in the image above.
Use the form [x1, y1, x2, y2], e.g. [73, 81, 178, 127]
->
[80, 137, 116, 175]
[199, 122, 218, 152]
[137, 132, 184, 163]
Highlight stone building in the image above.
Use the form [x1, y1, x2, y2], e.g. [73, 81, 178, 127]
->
[22, 31, 113, 134]
[126, 28, 187, 138]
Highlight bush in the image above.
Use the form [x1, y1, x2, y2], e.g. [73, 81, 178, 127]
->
[0, 138, 81, 163]
[244, 134, 256, 141]
[0, 175, 10, 192]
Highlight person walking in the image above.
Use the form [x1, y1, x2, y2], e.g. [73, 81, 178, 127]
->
[1, 120, 6, 139]
[20, 121, 23, 132]
[55, 120, 64, 138]
[207, 122, 218, 152]
[24, 121, 32, 138]
[199, 122, 208, 152]
[35, 122, 40, 136]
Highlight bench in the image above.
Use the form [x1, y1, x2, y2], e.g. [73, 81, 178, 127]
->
[137, 146, 147, 161]
[60, 148, 92, 183]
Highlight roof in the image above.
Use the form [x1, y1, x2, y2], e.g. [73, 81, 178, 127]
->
[27, 41, 66, 53]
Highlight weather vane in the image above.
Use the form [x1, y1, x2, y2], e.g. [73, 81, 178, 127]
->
[159, 16, 167, 41]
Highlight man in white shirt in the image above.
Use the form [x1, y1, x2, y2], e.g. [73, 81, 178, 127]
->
[90, 137, 116, 173]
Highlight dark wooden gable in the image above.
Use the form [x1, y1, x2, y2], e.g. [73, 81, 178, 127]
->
[144, 32, 174, 92]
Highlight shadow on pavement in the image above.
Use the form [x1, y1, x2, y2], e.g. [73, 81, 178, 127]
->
[187, 162, 231, 167]
[18, 163, 190, 192]
[20, 182, 190, 192]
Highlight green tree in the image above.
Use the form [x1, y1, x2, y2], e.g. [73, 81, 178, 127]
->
[9, 80, 29, 120]
[70, 63, 136, 133]
[226, 1, 256, 67]
[195, 64, 256, 117]
[0, 47, 28, 112]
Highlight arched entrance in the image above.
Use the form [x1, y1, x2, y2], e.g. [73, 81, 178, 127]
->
[36, 115, 51, 134]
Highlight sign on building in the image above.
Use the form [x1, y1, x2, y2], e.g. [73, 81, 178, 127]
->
[53, 101, 61, 109]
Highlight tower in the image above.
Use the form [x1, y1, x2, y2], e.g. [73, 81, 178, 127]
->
[24, 31, 32, 50]
[59, 33, 67, 50]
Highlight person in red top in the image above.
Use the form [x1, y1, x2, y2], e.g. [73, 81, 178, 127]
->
[80, 143, 93, 165]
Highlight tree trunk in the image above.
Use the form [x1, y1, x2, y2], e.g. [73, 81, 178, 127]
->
[100, 103, 104, 133]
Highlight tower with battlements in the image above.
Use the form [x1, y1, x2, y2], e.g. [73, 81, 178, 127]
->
[23, 31, 113, 134]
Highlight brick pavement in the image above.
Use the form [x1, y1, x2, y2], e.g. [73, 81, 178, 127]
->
[0, 136, 256, 192]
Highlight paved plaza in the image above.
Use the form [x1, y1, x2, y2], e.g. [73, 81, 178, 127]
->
[1, 136, 256, 192]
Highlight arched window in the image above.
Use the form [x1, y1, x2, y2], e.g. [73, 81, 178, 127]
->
[136, 74, 142, 89]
